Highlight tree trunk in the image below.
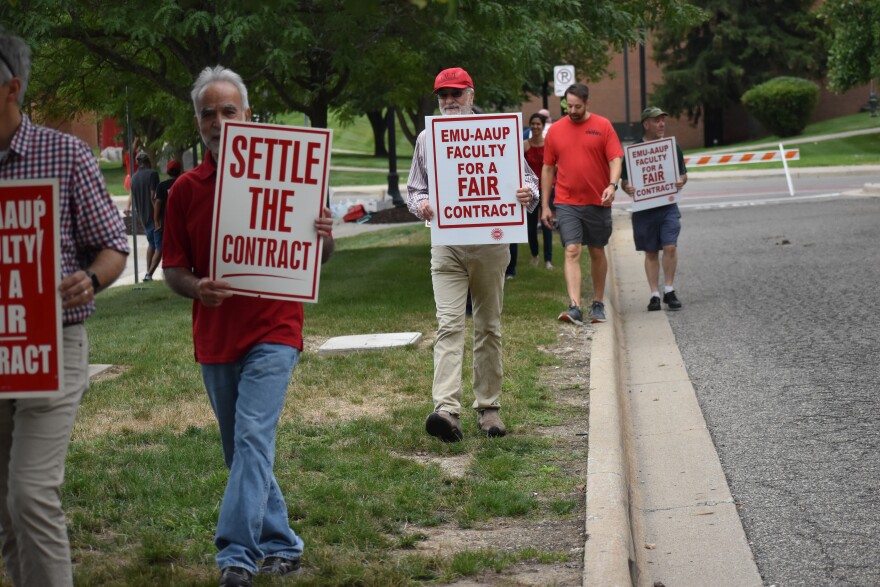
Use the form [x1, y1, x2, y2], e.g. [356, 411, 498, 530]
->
[702, 106, 725, 147]
[398, 94, 436, 147]
[367, 110, 388, 157]
[306, 103, 330, 129]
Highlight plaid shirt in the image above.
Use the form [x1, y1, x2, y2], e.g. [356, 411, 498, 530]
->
[0, 116, 129, 324]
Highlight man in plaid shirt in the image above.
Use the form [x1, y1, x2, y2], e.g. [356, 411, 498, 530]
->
[0, 28, 129, 586]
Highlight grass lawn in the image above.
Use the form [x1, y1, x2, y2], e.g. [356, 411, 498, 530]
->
[15, 225, 587, 586]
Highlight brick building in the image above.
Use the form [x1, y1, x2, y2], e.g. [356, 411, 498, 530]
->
[521, 38, 872, 150]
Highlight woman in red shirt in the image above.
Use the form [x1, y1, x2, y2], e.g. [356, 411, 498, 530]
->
[523, 113, 554, 269]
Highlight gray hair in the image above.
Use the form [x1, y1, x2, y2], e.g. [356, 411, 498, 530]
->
[190, 65, 249, 117]
[0, 28, 31, 107]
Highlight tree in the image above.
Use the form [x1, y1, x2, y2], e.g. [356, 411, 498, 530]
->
[3, 0, 701, 154]
[337, 0, 703, 150]
[651, 0, 827, 145]
[821, 0, 880, 93]
[2, 0, 400, 132]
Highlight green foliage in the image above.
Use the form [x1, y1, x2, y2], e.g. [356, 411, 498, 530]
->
[1, 0, 700, 155]
[740, 76, 820, 137]
[821, 0, 880, 92]
[652, 0, 827, 126]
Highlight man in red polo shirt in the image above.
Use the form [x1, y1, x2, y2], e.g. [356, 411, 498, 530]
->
[162, 65, 334, 587]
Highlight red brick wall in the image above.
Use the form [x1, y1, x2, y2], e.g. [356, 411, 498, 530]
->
[34, 114, 100, 149]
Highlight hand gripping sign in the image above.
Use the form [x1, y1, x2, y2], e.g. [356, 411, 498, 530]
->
[624, 137, 682, 213]
[0, 179, 63, 399]
[426, 113, 528, 245]
[210, 121, 332, 303]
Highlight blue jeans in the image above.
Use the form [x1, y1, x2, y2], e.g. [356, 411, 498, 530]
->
[200, 343, 304, 572]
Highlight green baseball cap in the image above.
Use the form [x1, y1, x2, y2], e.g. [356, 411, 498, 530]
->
[641, 106, 668, 122]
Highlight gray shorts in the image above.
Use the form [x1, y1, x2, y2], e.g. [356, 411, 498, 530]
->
[556, 204, 612, 248]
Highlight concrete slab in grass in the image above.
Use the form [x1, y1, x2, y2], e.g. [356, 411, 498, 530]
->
[318, 332, 423, 356]
[88, 364, 113, 379]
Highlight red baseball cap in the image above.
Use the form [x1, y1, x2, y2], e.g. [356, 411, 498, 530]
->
[434, 67, 473, 92]
[166, 160, 182, 175]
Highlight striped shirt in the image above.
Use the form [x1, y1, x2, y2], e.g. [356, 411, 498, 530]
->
[0, 116, 129, 324]
[407, 128, 541, 219]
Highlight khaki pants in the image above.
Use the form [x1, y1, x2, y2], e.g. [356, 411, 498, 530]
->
[430, 244, 509, 415]
[0, 325, 88, 587]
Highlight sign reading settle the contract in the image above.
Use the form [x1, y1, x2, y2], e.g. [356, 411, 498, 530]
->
[426, 113, 528, 245]
[211, 121, 332, 302]
[624, 137, 681, 212]
[0, 180, 63, 399]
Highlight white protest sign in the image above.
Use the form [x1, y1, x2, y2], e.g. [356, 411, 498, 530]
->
[426, 113, 528, 245]
[0, 179, 63, 399]
[211, 121, 332, 302]
[554, 65, 575, 97]
[625, 137, 681, 212]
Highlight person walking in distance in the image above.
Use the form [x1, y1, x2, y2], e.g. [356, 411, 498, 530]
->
[621, 107, 687, 311]
[407, 67, 540, 442]
[523, 112, 554, 270]
[541, 83, 623, 324]
[150, 158, 182, 281]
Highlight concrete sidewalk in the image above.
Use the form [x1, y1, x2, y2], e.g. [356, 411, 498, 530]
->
[583, 210, 762, 586]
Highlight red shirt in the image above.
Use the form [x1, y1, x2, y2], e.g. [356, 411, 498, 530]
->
[524, 143, 544, 177]
[544, 114, 623, 207]
[162, 154, 304, 363]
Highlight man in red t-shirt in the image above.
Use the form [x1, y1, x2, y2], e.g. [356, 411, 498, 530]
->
[541, 83, 623, 324]
[162, 66, 334, 587]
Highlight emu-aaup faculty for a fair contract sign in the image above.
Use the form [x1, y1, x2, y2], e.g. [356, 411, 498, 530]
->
[426, 113, 527, 245]
[1, 180, 63, 399]
[624, 137, 681, 213]
[211, 121, 332, 302]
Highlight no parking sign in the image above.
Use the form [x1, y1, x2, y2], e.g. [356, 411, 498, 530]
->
[554, 65, 575, 96]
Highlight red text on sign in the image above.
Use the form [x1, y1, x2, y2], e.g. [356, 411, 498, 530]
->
[229, 136, 321, 185]
[248, 187, 295, 232]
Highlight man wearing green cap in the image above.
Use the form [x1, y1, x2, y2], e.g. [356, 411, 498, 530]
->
[621, 107, 688, 311]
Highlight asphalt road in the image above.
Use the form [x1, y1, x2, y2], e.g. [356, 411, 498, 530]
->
[660, 188, 880, 586]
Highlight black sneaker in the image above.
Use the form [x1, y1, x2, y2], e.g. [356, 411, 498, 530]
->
[648, 296, 661, 311]
[589, 301, 607, 323]
[663, 290, 682, 310]
[219, 566, 253, 587]
[558, 305, 583, 325]
[260, 556, 302, 576]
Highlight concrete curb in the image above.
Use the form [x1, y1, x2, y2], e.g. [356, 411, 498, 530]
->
[584, 229, 638, 586]
[584, 209, 764, 586]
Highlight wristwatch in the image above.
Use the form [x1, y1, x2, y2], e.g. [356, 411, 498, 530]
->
[609, 182, 618, 190]
[86, 270, 101, 292]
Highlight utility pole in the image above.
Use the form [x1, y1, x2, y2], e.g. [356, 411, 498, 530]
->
[624, 46, 633, 142]
[125, 86, 139, 283]
[639, 36, 647, 111]
[386, 108, 405, 207]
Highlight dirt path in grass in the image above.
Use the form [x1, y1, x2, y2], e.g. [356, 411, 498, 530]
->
[420, 323, 591, 587]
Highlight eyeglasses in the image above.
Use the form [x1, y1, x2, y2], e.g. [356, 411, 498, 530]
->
[0, 48, 15, 79]
[436, 89, 464, 100]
